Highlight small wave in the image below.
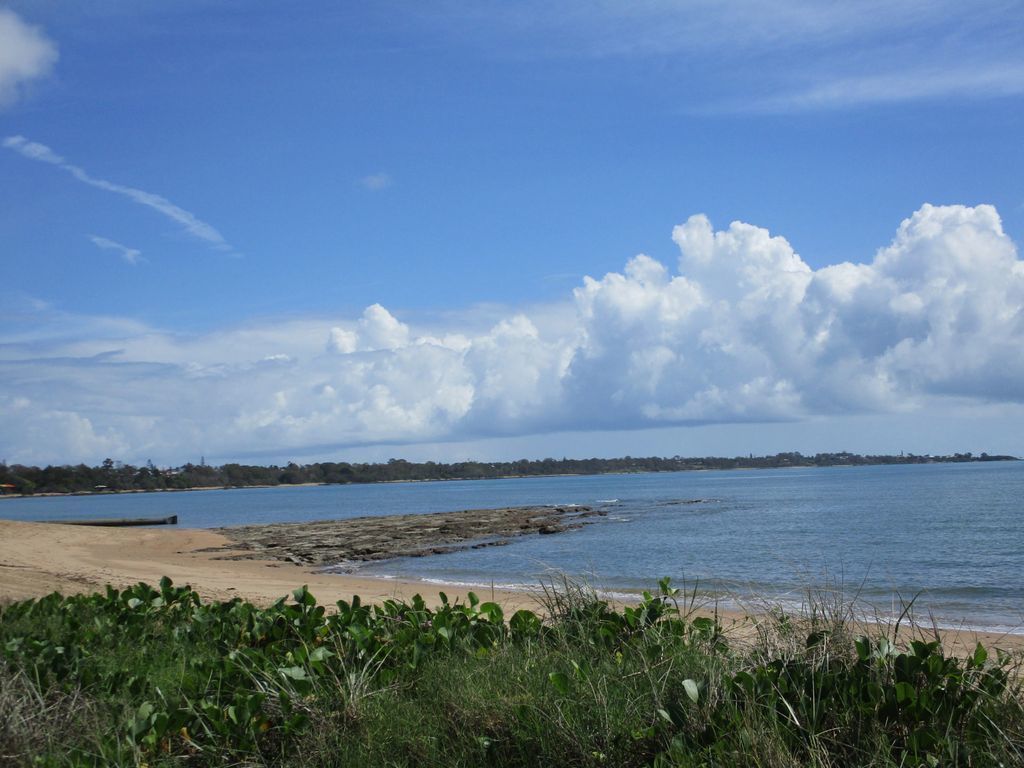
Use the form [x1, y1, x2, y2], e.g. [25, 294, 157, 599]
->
[418, 577, 539, 592]
[925, 619, 1024, 636]
[318, 561, 363, 575]
[595, 589, 645, 603]
[596, 498, 619, 504]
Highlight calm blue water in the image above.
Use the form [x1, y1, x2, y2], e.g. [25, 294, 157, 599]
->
[3, 462, 1022, 632]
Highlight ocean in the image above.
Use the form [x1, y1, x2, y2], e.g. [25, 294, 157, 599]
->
[3, 461, 1022, 633]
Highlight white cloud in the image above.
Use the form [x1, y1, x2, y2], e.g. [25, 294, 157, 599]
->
[3, 135, 232, 252]
[88, 235, 142, 265]
[359, 304, 410, 350]
[327, 326, 358, 354]
[747, 63, 1024, 112]
[2, 135, 62, 163]
[0, 395, 128, 466]
[476, 0, 959, 57]
[360, 172, 393, 191]
[0, 9, 57, 108]
[1, 203, 1021, 464]
[427, 1, 1024, 111]
[326, 304, 413, 354]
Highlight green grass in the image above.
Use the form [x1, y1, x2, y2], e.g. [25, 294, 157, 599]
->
[1, 577, 1022, 767]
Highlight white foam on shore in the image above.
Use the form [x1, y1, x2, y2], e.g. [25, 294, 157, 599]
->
[717, 594, 1024, 637]
[418, 577, 542, 593]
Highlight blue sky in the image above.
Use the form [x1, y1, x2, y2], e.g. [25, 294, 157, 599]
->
[2, 1, 1023, 466]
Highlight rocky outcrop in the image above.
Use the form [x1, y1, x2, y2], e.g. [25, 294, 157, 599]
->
[211, 505, 602, 569]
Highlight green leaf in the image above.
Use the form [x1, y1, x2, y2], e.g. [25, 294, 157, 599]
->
[309, 646, 334, 663]
[279, 665, 308, 680]
[480, 601, 504, 623]
[691, 617, 714, 633]
[683, 678, 700, 704]
[854, 636, 871, 661]
[895, 681, 916, 704]
[972, 642, 988, 667]
[510, 609, 542, 637]
[658, 577, 679, 597]
[130, 701, 155, 738]
[732, 671, 755, 695]
[548, 671, 570, 695]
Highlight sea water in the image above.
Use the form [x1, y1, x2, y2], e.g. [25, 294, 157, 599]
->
[3, 461, 1022, 632]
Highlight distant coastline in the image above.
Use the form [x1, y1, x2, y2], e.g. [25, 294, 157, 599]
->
[0, 451, 1016, 499]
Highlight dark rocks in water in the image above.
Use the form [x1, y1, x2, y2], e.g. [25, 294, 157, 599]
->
[212, 505, 601, 568]
[658, 499, 719, 507]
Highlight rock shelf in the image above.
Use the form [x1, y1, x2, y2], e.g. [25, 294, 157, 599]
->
[211, 505, 602, 569]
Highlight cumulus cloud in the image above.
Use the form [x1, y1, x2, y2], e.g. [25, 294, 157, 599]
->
[326, 304, 411, 353]
[0, 395, 129, 466]
[0, 9, 57, 108]
[3, 135, 232, 252]
[88, 235, 142, 265]
[1, 203, 1022, 464]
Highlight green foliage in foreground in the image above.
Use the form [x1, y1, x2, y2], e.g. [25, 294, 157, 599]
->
[1, 578, 1022, 767]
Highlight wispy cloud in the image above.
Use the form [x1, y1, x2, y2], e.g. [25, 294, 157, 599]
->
[742, 63, 1024, 113]
[458, 1, 1015, 60]
[3, 135, 233, 252]
[0, 9, 58, 108]
[360, 172, 393, 191]
[88, 235, 142, 265]
[426, 1, 1024, 111]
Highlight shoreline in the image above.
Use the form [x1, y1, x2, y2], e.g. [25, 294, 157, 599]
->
[1, 519, 1021, 658]
[0, 482, 330, 500]
[2, 457, 1018, 501]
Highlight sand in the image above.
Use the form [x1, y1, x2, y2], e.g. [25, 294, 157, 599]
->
[0, 519, 1020, 658]
[0, 519, 547, 612]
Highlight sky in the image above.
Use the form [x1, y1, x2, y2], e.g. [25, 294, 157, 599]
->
[1, 1, 1023, 467]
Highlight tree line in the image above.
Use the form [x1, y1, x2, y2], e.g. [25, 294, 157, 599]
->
[0, 451, 1015, 496]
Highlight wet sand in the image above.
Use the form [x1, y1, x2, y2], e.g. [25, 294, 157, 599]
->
[0, 518, 1020, 658]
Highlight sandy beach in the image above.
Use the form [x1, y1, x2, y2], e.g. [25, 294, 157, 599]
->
[0, 519, 551, 613]
[1, 519, 1021, 658]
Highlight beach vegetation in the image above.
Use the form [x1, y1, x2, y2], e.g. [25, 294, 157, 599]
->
[1, 577, 1021, 766]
